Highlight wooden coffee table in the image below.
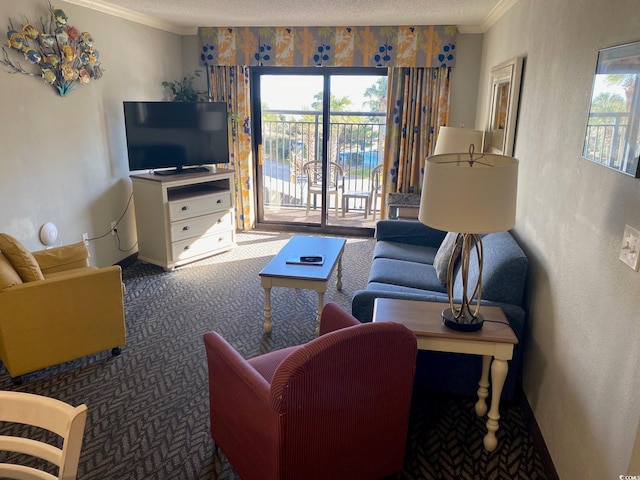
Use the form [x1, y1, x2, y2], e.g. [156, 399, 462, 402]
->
[259, 235, 346, 333]
[372, 297, 518, 452]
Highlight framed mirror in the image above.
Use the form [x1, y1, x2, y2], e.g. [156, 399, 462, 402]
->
[484, 57, 523, 156]
[582, 40, 640, 177]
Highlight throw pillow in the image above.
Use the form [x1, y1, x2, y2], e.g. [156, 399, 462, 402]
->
[0, 233, 44, 282]
[0, 251, 23, 291]
[433, 232, 462, 286]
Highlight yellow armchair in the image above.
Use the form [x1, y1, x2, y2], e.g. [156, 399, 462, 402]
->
[0, 236, 126, 383]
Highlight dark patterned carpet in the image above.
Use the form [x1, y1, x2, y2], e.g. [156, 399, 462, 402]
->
[0, 230, 548, 479]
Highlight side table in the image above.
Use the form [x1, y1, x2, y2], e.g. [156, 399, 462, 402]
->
[386, 192, 421, 219]
[372, 297, 518, 451]
[342, 190, 371, 219]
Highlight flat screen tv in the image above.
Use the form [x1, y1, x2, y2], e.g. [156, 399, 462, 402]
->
[123, 101, 229, 175]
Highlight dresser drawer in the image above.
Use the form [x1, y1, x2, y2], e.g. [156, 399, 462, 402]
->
[171, 230, 234, 262]
[168, 191, 232, 221]
[170, 211, 232, 242]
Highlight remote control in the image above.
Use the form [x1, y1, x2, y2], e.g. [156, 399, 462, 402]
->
[300, 256, 323, 262]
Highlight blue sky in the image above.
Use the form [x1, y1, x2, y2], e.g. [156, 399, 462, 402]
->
[260, 74, 381, 111]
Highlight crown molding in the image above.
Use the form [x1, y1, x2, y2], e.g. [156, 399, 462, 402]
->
[61, 0, 193, 35]
[458, 0, 518, 34]
[63, 0, 518, 37]
[457, 25, 485, 34]
[480, 0, 519, 32]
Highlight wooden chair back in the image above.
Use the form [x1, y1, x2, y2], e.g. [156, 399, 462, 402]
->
[0, 391, 87, 480]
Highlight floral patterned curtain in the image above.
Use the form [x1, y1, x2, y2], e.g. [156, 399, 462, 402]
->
[382, 67, 451, 212]
[198, 26, 457, 68]
[209, 66, 255, 230]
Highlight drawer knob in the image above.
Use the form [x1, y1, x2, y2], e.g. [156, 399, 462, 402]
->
[181, 206, 189, 211]
[216, 199, 223, 204]
[183, 226, 190, 231]
[184, 245, 191, 251]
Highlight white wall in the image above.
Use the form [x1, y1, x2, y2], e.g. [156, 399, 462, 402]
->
[182, 36, 208, 95]
[0, 0, 183, 266]
[476, 1, 640, 478]
[449, 33, 483, 129]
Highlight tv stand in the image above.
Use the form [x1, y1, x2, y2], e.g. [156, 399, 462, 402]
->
[153, 166, 210, 176]
[130, 169, 236, 270]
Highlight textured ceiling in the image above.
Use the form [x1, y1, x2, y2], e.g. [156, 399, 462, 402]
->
[64, 0, 517, 35]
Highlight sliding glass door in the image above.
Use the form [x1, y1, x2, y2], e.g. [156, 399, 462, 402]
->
[252, 68, 387, 232]
[256, 73, 325, 226]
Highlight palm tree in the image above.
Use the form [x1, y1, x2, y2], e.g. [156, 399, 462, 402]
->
[590, 92, 626, 121]
[603, 74, 635, 108]
[363, 77, 388, 114]
[311, 92, 352, 113]
[307, 93, 354, 164]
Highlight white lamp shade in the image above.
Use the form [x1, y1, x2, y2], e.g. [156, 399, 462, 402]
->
[419, 153, 518, 234]
[434, 126, 484, 155]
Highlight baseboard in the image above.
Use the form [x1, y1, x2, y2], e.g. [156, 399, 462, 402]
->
[517, 384, 559, 480]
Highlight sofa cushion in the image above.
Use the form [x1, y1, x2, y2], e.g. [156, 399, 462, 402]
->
[453, 231, 528, 307]
[374, 240, 438, 264]
[0, 252, 23, 291]
[368, 258, 446, 293]
[0, 234, 44, 282]
[375, 219, 448, 248]
[433, 232, 461, 286]
[365, 282, 450, 299]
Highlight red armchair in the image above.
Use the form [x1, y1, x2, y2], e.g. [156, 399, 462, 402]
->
[203, 302, 418, 480]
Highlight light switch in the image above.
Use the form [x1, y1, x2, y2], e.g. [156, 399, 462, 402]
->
[619, 224, 640, 271]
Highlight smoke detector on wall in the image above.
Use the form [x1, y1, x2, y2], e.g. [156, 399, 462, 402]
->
[39, 222, 58, 246]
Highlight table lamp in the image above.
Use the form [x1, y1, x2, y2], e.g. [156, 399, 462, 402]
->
[418, 144, 518, 331]
[433, 126, 484, 155]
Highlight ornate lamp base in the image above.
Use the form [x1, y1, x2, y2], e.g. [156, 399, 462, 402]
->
[441, 308, 484, 332]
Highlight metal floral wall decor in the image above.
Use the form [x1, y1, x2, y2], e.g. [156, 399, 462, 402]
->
[2, 2, 103, 96]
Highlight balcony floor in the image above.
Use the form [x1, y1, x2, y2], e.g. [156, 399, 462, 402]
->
[261, 205, 380, 229]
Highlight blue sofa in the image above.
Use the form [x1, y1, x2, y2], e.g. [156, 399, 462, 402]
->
[352, 220, 528, 400]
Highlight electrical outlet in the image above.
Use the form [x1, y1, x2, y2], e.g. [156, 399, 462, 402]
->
[110, 221, 117, 236]
[619, 224, 640, 271]
[82, 233, 89, 244]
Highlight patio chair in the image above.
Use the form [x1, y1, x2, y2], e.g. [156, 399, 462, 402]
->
[302, 161, 344, 217]
[370, 164, 384, 220]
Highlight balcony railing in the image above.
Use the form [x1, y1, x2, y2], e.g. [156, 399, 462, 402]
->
[261, 109, 385, 211]
[583, 111, 639, 172]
